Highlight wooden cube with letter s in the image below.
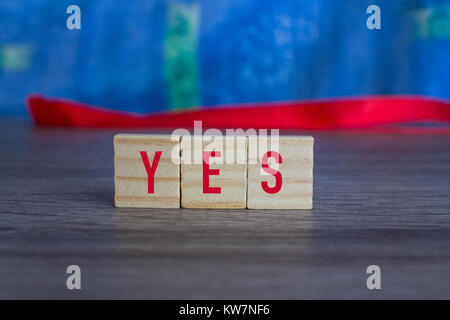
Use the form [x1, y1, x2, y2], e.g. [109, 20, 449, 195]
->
[247, 136, 314, 209]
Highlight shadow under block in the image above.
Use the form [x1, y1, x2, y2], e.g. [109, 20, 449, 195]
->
[247, 136, 314, 209]
[181, 136, 247, 209]
[114, 134, 180, 208]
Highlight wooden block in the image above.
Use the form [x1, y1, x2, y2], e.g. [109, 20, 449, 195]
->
[114, 134, 180, 208]
[181, 136, 247, 209]
[247, 136, 313, 209]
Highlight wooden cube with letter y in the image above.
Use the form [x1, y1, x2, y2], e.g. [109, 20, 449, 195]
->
[181, 135, 247, 209]
[114, 134, 181, 208]
[247, 136, 314, 209]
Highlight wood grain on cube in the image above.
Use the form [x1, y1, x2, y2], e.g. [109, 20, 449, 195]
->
[181, 136, 247, 209]
[114, 134, 180, 208]
[247, 136, 313, 209]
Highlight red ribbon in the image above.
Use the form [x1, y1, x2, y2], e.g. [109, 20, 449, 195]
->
[27, 94, 450, 132]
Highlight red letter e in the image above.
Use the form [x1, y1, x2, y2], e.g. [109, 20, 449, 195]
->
[203, 151, 221, 194]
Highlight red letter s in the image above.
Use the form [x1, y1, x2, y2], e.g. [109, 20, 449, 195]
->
[261, 151, 282, 194]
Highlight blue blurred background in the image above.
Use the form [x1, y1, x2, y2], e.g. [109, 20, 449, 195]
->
[0, 0, 449, 116]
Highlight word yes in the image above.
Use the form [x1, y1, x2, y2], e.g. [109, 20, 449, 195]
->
[141, 150, 283, 195]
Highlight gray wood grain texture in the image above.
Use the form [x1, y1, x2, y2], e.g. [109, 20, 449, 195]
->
[0, 120, 449, 299]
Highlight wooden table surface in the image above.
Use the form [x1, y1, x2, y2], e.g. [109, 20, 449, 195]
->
[0, 120, 449, 299]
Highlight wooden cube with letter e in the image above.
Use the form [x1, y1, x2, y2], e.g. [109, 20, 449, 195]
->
[180, 135, 247, 209]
